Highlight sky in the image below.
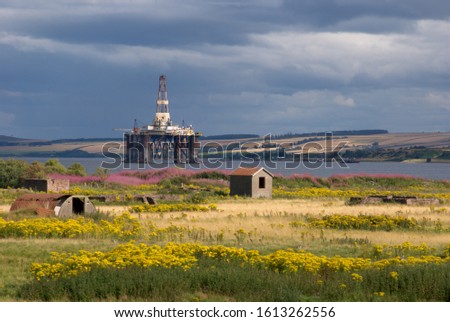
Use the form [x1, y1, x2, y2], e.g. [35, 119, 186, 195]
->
[0, 0, 449, 139]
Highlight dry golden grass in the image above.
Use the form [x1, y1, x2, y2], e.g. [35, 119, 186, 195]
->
[2, 199, 448, 250]
[98, 205, 129, 215]
[98, 199, 450, 250]
[0, 205, 9, 212]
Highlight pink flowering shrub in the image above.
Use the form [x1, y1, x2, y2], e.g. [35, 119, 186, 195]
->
[49, 169, 426, 190]
[287, 173, 322, 186]
[49, 168, 232, 186]
[48, 174, 99, 184]
[330, 173, 415, 180]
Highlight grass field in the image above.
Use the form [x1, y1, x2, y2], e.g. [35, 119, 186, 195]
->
[120, 200, 450, 251]
[1, 172, 449, 301]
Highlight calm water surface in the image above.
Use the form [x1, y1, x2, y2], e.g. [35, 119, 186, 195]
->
[3, 157, 449, 180]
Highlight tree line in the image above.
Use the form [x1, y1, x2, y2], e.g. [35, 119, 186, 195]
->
[0, 159, 87, 188]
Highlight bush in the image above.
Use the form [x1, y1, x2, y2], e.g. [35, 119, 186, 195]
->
[0, 158, 88, 188]
[44, 159, 67, 174]
[307, 214, 419, 231]
[192, 171, 229, 181]
[0, 159, 29, 188]
[0, 213, 141, 240]
[67, 163, 87, 176]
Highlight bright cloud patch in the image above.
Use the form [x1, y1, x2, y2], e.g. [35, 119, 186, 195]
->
[334, 94, 355, 107]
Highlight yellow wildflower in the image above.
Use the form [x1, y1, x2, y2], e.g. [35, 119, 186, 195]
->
[351, 273, 363, 282]
[390, 271, 399, 280]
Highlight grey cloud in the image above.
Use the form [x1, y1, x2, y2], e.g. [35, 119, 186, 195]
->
[282, 0, 449, 27]
[0, 0, 449, 138]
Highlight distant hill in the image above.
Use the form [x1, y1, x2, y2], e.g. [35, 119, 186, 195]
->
[0, 135, 45, 146]
[272, 129, 388, 140]
[0, 135, 29, 143]
[200, 134, 260, 140]
[0, 136, 122, 147]
[1, 131, 449, 160]
[49, 137, 122, 144]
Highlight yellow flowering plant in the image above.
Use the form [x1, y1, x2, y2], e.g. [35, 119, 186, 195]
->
[29, 242, 450, 281]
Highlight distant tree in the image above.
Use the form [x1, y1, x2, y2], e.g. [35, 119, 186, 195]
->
[95, 167, 109, 181]
[0, 159, 29, 188]
[44, 159, 67, 174]
[67, 163, 87, 176]
[25, 161, 47, 179]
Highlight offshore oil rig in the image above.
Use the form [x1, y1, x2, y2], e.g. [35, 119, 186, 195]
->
[123, 75, 201, 164]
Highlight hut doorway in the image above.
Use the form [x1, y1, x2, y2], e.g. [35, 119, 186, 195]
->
[72, 197, 85, 214]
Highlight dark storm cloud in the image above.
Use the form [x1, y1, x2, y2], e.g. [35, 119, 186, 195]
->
[3, 0, 447, 47]
[0, 0, 449, 138]
[281, 0, 450, 27]
[9, 14, 250, 47]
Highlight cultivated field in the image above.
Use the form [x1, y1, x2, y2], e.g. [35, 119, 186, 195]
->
[1, 132, 449, 157]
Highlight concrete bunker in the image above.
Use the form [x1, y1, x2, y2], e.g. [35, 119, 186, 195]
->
[10, 194, 96, 217]
[23, 178, 70, 193]
[349, 195, 440, 205]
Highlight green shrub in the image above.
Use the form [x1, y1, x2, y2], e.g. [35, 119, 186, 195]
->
[0, 159, 29, 188]
[192, 171, 229, 181]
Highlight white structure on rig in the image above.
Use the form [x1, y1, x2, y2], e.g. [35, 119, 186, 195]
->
[123, 75, 201, 163]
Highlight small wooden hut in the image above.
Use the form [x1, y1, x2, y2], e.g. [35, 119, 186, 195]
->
[229, 167, 273, 198]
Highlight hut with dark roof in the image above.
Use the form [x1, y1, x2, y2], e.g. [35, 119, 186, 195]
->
[10, 194, 96, 217]
[229, 167, 273, 198]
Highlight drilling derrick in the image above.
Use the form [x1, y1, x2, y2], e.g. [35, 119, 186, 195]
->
[123, 75, 201, 164]
[153, 75, 171, 130]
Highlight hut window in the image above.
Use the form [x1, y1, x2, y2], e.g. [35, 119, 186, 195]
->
[259, 177, 265, 189]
